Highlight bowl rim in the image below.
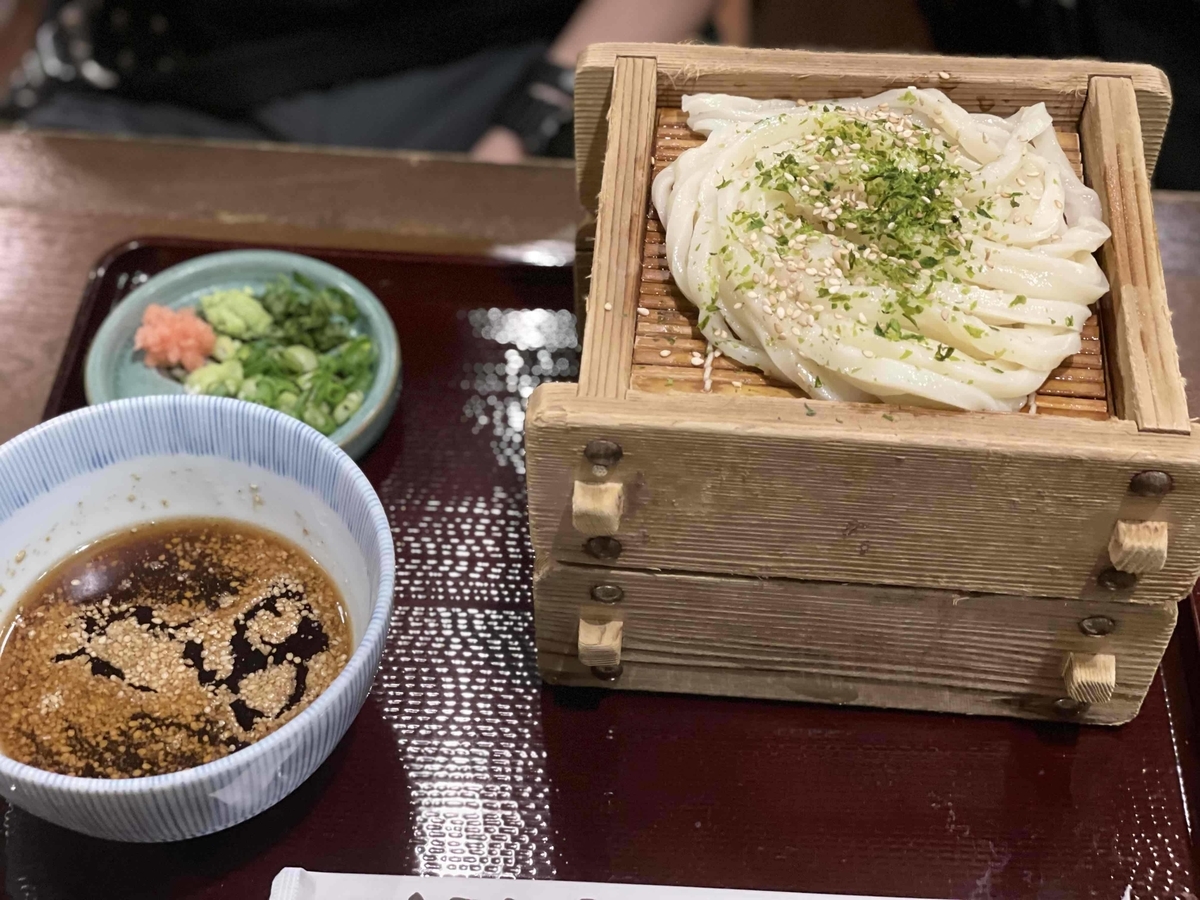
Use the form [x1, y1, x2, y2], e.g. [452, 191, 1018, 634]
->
[0, 395, 396, 794]
[82, 249, 402, 456]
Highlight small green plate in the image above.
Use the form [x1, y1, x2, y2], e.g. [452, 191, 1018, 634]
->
[84, 250, 401, 460]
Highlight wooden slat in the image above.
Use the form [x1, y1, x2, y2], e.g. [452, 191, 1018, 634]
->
[630, 367, 804, 398]
[632, 108, 1109, 419]
[1032, 395, 1110, 421]
[577, 56, 658, 399]
[526, 383, 1200, 605]
[575, 44, 1173, 210]
[534, 559, 1178, 725]
[574, 215, 595, 338]
[1080, 76, 1189, 434]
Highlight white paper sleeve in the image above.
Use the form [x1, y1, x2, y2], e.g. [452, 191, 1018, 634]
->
[269, 868, 934, 900]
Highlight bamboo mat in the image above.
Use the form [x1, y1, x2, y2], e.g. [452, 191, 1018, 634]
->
[632, 108, 1110, 420]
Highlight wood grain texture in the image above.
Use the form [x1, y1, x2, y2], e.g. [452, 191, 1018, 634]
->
[577, 618, 624, 668]
[1062, 652, 1117, 704]
[633, 111, 1108, 418]
[1080, 77, 1189, 434]
[577, 56, 658, 399]
[526, 382, 1200, 604]
[1109, 520, 1169, 574]
[534, 559, 1176, 725]
[572, 480, 625, 535]
[574, 215, 596, 338]
[575, 43, 1172, 209]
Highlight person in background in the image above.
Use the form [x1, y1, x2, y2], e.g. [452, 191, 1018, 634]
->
[2, 0, 723, 161]
[918, 0, 1199, 189]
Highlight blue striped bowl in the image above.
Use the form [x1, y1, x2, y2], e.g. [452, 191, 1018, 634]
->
[0, 396, 395, 841]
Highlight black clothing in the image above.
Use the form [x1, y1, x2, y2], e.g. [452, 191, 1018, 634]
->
[919, 0, 1200, 188]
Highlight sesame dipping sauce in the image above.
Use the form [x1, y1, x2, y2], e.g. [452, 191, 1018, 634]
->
[0, 518, 351, 779]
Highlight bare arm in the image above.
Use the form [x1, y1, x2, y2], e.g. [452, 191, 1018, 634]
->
[545, 0, 721, 66]
[472, 0, 720, 163]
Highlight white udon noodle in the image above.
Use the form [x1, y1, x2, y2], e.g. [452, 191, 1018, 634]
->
[652, 89, 1112, 411]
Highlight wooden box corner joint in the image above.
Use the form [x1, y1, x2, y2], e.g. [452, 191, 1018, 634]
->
[1109, 520, 1169, 574]
[1080, 75, 1188, 433]
[572, 480, 625, 535]
[1063, 652, 1117, 704]
[578, 618, 624, 668]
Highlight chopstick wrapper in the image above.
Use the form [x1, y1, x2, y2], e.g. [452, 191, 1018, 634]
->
[270, 868, 932, 900]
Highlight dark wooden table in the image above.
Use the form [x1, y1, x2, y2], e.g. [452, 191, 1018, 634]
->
[3, 131, 1200, 900]
[0, 131, 582, 443]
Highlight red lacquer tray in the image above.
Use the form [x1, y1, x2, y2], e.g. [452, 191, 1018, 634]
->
[7, 237, 1200, 899]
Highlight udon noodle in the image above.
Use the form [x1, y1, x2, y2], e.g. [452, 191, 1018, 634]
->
[652, 88, 1111, 411]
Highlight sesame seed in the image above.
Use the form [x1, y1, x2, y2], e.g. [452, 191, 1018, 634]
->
[603, 303, 613, 311]
[0, 523, 349, 778]
[637, 307, 650, 316]
[659, 349, 671, 358]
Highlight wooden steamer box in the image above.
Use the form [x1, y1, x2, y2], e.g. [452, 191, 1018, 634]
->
[525, 44, 1199, 725]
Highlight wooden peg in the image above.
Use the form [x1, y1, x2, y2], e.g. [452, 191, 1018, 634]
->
[578, 618, 623, 668]
[1062, 652, 1116, 704]
[572, 480, 625, 535]
[1108, 520, 1169, 574]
